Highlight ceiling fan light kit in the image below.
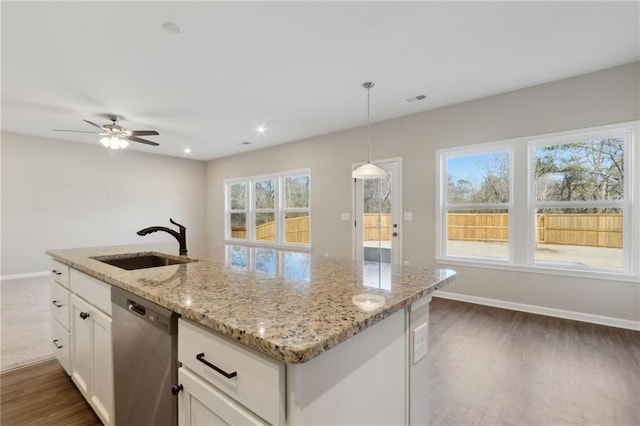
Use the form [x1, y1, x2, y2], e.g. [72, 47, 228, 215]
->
[100, 136, 129, 150]
[352, 82, 386, 180]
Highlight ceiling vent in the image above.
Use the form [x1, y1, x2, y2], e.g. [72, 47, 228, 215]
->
[406, 94, 427, 103]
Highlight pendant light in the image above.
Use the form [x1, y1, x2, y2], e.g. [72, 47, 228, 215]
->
[352, 82, 386, 179]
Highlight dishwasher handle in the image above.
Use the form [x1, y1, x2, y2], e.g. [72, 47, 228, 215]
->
[128, 300, 146, 317]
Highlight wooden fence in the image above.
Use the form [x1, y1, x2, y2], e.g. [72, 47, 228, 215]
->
[233, 213, 623, 248]
[230, 216, 310, 244]
[363, 213, 393, 241]
[447, 213, 623, 248]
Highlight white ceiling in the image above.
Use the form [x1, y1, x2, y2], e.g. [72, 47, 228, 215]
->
[2, 1, 638, 161]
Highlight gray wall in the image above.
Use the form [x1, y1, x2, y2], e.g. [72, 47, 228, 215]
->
[206, 62, 640, 322]
[1, 132, 207, 276]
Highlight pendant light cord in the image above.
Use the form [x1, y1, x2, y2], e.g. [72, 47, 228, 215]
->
[365, 82, 374, 163]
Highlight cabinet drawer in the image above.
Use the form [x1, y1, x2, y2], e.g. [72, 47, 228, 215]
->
[50, 260, 69, 288]
[50, 281, 70, 330]
[70, 269, 111, 316]
[179, 319, 285, 426]
[51, 319, 71, 375]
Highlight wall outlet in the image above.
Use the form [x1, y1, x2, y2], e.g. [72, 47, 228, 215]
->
[413, 322, 428, 364]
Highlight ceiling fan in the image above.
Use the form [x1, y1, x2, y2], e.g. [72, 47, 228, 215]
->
[54, 115, 160, 149]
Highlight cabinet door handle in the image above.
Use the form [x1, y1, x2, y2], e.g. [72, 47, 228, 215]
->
[171, 384, 183, 395]
[51, 270, 62, 276]
[52, 300, 63, 308]
[196, 353, 237, 379]
[53, 339, 63, 349]
[79, 312, 90, 320]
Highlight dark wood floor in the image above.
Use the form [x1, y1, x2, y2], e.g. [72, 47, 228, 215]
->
[1, 299, 638, 425]
[0, 359, 100, 425]
[428, 298, 640, 426]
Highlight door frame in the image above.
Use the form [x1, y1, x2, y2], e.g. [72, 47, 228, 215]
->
[351, 156, 403, 265]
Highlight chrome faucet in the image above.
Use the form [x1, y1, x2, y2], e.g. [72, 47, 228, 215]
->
[137, 218, 188, 256]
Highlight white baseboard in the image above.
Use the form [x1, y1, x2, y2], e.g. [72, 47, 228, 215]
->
[1, 271, 49, 281]
[433, 290, 640, 331]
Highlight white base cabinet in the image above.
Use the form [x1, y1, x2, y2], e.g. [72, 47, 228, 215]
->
[177, 296, 431, 426]
[64, 268, 114, 426]
[50, 261, 71, 374]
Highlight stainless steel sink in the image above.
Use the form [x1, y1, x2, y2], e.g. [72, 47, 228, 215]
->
[92, 252, 196, 270]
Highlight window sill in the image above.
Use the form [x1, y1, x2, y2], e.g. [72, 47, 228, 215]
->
[435, 257, 639, 283]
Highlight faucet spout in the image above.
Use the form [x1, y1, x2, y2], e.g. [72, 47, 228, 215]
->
[137, 218, 188, 256]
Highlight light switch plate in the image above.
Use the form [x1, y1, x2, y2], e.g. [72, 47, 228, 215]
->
[404, 212, 413, 221]
[341, 212, 350, 221]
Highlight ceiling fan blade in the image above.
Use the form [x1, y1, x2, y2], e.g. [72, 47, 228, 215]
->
[82, 119, 106, 130]
[53, 129, 102, 133]
[123, 135, 159, 146]
[127, 130, 159, 136]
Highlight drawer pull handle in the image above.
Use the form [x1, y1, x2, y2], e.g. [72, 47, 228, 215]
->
[171, 384, 183, 395]
[196, 353, 237, 379]
[79, 312, 90, 320]
[52, 300, 63, 308]
[52, 270, 62, 276]
[53, 339, 64, 349]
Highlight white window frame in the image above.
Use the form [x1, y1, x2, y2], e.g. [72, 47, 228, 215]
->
[436, 145, 514, 263]
[224, 169, 311, 249]
[436, 121, 639, 282]
[225, 180, 248, 241]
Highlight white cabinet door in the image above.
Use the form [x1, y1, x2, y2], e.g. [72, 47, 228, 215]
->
[70, 294, 92, 396]
[69, 293, 114, 426]
[178, 367, 266, 426]
[91, 307, 113, 426]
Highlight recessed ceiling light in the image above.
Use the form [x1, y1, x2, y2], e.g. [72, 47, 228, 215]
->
[242, 141, 252, 145]
[406, 94, 427, 103]
[163, 22, 181, 34]
[256, 125, 266, 134]
[184, 147, 191, 154]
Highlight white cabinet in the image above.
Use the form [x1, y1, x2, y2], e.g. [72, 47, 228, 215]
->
[50, 261, 71, 374]
[178, 319, 284, 426]
[178, 297, 431, 426]
[67, 269, 114, 426]
[178, 366, 266, 426]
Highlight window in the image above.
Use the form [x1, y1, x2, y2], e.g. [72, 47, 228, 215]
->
[443, 150, 511, 260]
[437, 122, 638, 279]
[530, 130, 628, 271]
[225, 170, 311, 248]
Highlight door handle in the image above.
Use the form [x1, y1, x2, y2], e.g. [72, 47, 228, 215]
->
[393, 232, 398, 237]
[79, 312, 90, 320]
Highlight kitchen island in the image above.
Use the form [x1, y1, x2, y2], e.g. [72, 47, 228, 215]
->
[48, 243, 455, 425]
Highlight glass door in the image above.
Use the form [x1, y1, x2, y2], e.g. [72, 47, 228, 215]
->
[354, 159, 402, 266]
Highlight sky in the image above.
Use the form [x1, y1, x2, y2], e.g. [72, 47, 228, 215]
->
[446, 152, 507, 188]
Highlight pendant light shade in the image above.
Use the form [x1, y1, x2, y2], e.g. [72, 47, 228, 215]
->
[352, 82, 386, 179]
[352, 162, 387, 179]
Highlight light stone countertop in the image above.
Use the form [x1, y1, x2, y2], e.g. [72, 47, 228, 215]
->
[47, 243, 456, 364]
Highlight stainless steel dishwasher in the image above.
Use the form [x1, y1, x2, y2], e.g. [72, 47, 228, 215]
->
[112, 287, 179, 426]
